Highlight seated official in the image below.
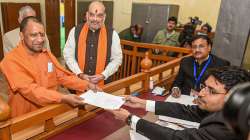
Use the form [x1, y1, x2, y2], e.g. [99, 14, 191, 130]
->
[110, 66, 250, 140]
[171, 35, 230, 97]
[0, 17, 100, 118]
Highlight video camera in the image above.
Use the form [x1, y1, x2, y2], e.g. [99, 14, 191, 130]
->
[223, 83, 250, 140]
[189, 16, 202, 26]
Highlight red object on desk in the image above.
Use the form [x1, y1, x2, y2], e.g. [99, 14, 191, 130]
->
[49, 92, 166, 140]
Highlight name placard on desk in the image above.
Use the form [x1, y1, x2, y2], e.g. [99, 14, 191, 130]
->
[159, 95, 200, 129]
[130, 95, 200, 140]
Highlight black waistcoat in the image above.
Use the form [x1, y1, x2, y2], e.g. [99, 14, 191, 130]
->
[74, 23, 113, 76]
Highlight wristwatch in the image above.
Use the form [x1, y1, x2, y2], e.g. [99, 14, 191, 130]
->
[126, 114, 133, 126]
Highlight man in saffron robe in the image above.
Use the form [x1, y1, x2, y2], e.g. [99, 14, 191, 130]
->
[63, 0, 122, 86]
[0, 17, 99, 118]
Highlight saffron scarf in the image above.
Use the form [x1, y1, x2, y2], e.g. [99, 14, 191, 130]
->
[77, 24, 107, 86]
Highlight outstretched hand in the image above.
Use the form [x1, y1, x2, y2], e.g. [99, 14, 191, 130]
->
[61, 94, 85, 107]
[108, 108, 130, 122]
[123, 96, 146, 109]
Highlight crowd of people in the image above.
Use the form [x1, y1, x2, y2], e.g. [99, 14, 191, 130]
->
[1, 1, 250, 140]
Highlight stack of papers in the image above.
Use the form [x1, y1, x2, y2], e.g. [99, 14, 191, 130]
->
[158, 95, 200, 129]
[79, 90, 125, 110]
[158, 116, 200, 129]
[129, 95, 200, 140]
[156, 120, 185, 130]
[152, 86, 166, 96]
[165, 95, 196, 106]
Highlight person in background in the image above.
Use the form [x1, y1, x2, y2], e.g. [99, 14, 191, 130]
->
[0, 17, 100, 118]
[119, 24, 145, 51]
[152, 16, 180, 56]
[119, 24, 143, 43]
[3, 5, 50, 55]
[63, 0, 122, 86]
[110, 66, 250, 140]
[197, 23, 212, 36]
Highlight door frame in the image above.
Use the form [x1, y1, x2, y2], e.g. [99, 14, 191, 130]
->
[64, 0, 75, 40]
[45, 0, 61, 57]
[0, 26, 3, 60]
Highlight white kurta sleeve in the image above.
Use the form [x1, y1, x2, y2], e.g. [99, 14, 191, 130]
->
[63, 27, 82, 75]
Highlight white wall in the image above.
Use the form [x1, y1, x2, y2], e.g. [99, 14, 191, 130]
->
[0, 0, 222, 41]
[113, 0, 222, 32]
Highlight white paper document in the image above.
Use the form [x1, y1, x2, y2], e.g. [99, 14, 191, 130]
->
[80, 90, 125, 110]
[158, 116, 200, 129]
[160, 95, 199, 128]
[156, 120, 185, 130]
[152, 86, 166, 96]
[165, 95, 195, 106]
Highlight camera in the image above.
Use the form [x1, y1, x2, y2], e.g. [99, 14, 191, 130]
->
[178, 23, 195, 47]
[189, 16, 202, 26]
[223, 83, 250, 140]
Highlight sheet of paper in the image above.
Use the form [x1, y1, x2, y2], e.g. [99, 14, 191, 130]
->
[152, 86, 165, 95]
[155, 120, 185, 130]
[158, 116, 200, 128]
[130, 130, 149, 140]
[165, 95, 195, 106]
[80, 90, 125, 110]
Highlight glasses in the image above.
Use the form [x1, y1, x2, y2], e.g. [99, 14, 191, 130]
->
[191, 45, 206, 50]
[200, 84, 226, 95]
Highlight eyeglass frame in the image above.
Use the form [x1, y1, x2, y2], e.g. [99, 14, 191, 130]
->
[191, 44, 207, 50]
[200, 83, 226, 95]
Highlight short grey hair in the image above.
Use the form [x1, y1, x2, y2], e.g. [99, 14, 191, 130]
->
[19, 6, 36, 19]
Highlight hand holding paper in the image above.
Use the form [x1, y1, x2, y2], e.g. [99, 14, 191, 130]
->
[80, 90, 125, 110]
[123, 96, 146, 109]
[109, 108, 131, 122]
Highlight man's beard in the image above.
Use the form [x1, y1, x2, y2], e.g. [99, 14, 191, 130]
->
[24, 41, 43, 53]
